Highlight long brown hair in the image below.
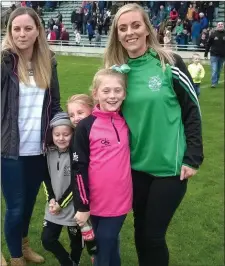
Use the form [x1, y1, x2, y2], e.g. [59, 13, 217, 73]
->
[103, 3, 174, 69]
[2, 7, 52, 88]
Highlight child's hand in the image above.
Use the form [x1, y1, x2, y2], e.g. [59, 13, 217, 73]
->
[74, 211, 90, 227]
[49, 198, 56, 214]
[51, 202, 61, 215]
[49, 198, 56, 206]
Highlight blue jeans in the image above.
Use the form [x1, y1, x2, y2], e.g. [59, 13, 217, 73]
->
[91, 215, 126, 266]
[193, 83, 200, 97]
[210, 56, 225, 85]
[1, 155, 46, 257]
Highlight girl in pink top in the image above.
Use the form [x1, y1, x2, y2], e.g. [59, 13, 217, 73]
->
[71, 66, 132, 266]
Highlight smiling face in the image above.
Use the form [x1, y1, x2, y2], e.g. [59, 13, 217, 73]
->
[217, 22, 224, 31]
[93, 74, 126, 112]
[11, 14, 39, 52]
[52, 125, 72, 151]
[192, 55, 200, 64]
[67, 102, 92, 127]
[117, 10, 149, 58]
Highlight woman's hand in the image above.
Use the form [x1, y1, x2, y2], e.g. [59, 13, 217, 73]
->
[74, 211, 90, 227]
[180, 165, 197, 180]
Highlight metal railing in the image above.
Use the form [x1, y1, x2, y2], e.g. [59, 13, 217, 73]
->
[47, 39, 205, 51]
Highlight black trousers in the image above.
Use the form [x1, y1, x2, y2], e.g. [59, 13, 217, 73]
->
[41, 220, 83, 266]
[132, 170, 187, 266]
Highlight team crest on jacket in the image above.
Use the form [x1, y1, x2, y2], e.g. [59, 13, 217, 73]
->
[148, 75, 162, 91]
[73, 152, 79, 161]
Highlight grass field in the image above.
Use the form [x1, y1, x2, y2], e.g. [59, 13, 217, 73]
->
[1, 55, 224, 266]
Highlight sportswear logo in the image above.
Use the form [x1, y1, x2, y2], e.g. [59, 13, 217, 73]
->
[100, 138, 111, 147]
[43, 220, 47, 227]
[214, 36, 219, 40]
[148, 75, 162, 91]
[73, 152, 79, 161]
[64, 165, 70, 176]
[68, 226, 78, 236]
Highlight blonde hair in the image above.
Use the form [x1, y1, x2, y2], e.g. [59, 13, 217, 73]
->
[192, 53, 200, 59]
[2, 7, 52, 88]
[66, 94, 94, 110]
[90, 68, 127, 98]
[103, 3, 174, 69]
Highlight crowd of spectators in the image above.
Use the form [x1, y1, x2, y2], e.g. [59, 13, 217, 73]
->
[70, 1, 113, 45]
[1, 1, 222, 48]
[147, 1, 221, 49]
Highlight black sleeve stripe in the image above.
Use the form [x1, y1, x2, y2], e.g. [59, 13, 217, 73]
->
[171, 66, 201, 117]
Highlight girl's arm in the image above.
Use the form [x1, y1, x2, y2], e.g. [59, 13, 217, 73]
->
[70, 119, 91, 212]
[43, 158, 55, 202]
[57, 184, 73, 208]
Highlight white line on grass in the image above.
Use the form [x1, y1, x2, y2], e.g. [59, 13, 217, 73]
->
[201, 80, 224, 89]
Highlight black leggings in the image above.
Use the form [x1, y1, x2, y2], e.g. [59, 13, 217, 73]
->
[41, 220, 83, 266]
[132, 170, 187, 266]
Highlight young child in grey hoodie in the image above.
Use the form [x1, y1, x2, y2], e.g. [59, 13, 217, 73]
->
[41, 112, 82, 266]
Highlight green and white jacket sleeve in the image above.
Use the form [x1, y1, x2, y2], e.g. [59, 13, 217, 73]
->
[171, 53, 204, 169]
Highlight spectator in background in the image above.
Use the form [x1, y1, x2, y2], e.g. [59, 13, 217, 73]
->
[151, 15, 160, 31]
[98, 1, 105, 15]
[206, 2, 215, 28]
[87, 20, 94, 44]
[204, 22, 225, 88]
[75, 29, 81, 45]
[176, 28, 189, 47]
[186, 3, 194, 23]
[95, 29, 101, 47]
[199, 33, 207, 48]
[48, 17, 55, 30]
[91, 12, 97, 31]
[71, 8, 77, 31]
[60, 27, 69, 45]
[83, 8, 90, 35]
[158, 5, 167, 23]
[97, 14, 103, 35]
[188, 53, 205, 97]
[175, 18, 184, 36]
[183, 19, 192, 35]
[53, 24, 60, 40]
[56, 10, 62, 23]
[169, 7, 178, 27]
[191, 19, 201, 45]
[47, 28, 56, 44]
[103, 13, 110, 35]
[199, 12, 208, 32]
[25, 1, 32, 8]
[192, 6, 200, 21]
[163, 30, 172, 48]
[55, 19, 64, 35]
[178, 2, 187, 20]
[170, 7, 178, 21]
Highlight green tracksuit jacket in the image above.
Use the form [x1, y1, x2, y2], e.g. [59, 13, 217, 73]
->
[122, 49, 203, 177]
